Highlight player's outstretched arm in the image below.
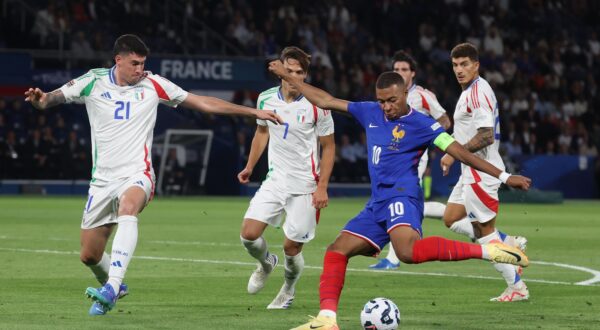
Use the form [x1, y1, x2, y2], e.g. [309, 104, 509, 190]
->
[24, 88, 66, 110]
[181, 94, 283, 124]
[443, 139, 531, 191]
[238, 125, 269, 184]
[268, 60, 349, 112]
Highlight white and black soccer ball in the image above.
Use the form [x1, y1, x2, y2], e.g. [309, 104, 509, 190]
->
[360, 297, 401, 330]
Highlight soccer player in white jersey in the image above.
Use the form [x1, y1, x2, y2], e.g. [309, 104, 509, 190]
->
[238, 47, 335, 309]
[441, 43, 529, 302]
[23, 34, 282, 315]
[369, 50, 451, 270]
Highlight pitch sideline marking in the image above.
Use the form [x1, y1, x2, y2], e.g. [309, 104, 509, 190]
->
[1, 246, 598, 287]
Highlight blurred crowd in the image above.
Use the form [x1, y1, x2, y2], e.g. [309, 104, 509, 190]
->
[1, 0, 599, 182]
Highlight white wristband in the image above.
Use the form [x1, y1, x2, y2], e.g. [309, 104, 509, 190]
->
[498, 172, 511, 184]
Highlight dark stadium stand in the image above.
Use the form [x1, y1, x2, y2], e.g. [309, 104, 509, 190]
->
[0, 0, 598, 196]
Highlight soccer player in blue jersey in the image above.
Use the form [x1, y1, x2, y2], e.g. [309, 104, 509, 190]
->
[268, 60, 532, 330]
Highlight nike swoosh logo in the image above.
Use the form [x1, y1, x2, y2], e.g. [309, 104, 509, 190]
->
[390, 216, 401, 222]
[500, 248, 521, 262]
[369, 123, 378, 128]
[310, 326, 324, 329]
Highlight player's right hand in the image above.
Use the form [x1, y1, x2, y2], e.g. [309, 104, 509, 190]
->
[256, 109, 283, 125]
[440, 154, 455, 176]
[237, 168, 253, 184]
[506, 175, 532, 191]
[24, 87, 45, 103]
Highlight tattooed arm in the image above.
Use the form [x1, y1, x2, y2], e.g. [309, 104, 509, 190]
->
[440, 127, 494, 176]
[24, 88, 66, 110]
[463, 127, 494, 153]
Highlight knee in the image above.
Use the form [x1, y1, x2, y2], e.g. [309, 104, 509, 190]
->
[240, 228, 261, 241]
[283, 242, 303, 256]
[394, 247, 414, 264]
[118, 200, 138, 216]
[80, 251, 101, 265]
[443, 216, 456, 229]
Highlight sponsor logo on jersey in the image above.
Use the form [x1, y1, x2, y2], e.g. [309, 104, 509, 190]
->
[66, 80, 75, 87]
[100, 92, 112, 100]
[430, 122, 441, 131]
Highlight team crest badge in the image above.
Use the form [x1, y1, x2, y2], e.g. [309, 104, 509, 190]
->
[392, 125, 405, 142]
[388, 125, 405, 151]
[134, 87, 144, 101]
[296, 108, 308, 123]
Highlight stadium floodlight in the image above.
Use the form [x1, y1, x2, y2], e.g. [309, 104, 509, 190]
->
[156, 129, 213, 195]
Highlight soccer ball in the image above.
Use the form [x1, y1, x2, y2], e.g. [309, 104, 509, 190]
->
[360, 297, 401, 330]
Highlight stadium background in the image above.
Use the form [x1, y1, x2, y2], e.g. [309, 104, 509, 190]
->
[0, 0, 599, 198]
[1, 1, 599, 329]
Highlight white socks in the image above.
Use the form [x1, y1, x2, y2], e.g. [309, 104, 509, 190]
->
[107, 215, 138, 294]
[241, 236, 272, 270]
[478, 230, 520, 287]
[89, 252, 110, 284]
[283, 253, 304, 293]
[449, 217, 476, 240]
[424, 201, 446, 218]
[385, 242, 400, 264]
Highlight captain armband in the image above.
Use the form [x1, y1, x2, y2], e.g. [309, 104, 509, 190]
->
[433, 132, 455, 152]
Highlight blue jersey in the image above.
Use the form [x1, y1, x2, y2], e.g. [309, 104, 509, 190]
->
[348, 101, 446, 202]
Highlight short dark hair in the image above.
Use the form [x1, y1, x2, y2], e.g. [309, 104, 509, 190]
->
[280, 46, 311, 73]
[376, 71, 405, 89]
[113, 34, 150, 57]
[451, 43, 479, 62]
[392, 50, 417, 72]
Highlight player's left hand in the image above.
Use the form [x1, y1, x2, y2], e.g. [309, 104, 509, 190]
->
[256, 109, 283, 124]
[506, 175, 532, 191]
[312, 187, 329, 209]
[268, 60, 286, 78]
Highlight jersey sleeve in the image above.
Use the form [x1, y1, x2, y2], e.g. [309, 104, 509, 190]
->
[147, 74, 189, 108]
[255, 94, 268, 126]
[347, 101, 373, 128]
[315, 106, 334, 136]
[469, 84, 495, 129]
[59, 71, 96, 104]
[418, 89, 446, 120]
[417, 114, 447, 147]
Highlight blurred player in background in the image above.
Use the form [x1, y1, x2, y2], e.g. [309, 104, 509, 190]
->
[269, 61, 531, 330]
[441, 42, 529, 302]
[238, 46, 335, 309]
[24, 34, 281, 315]
[370, 50, 451, 270]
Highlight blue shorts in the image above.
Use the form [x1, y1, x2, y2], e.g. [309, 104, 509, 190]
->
[342, 196, 424, 252]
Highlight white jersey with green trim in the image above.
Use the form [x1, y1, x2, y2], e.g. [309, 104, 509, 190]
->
[59, 67, 188, 183]
[256, 86, 334, 194]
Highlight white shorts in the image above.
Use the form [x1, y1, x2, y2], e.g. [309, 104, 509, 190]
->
[81, 172, 155, 229]
[448, 177, 500, 223]
[244, 185, 319, 243]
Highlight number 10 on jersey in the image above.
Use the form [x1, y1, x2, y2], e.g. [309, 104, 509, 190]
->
[114, 101, 131, 120]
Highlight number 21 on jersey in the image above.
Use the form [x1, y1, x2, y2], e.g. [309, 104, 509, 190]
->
[114, 101, 131, 120]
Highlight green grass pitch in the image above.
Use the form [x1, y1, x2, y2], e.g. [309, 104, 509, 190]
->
[1, 196, 599, 329]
